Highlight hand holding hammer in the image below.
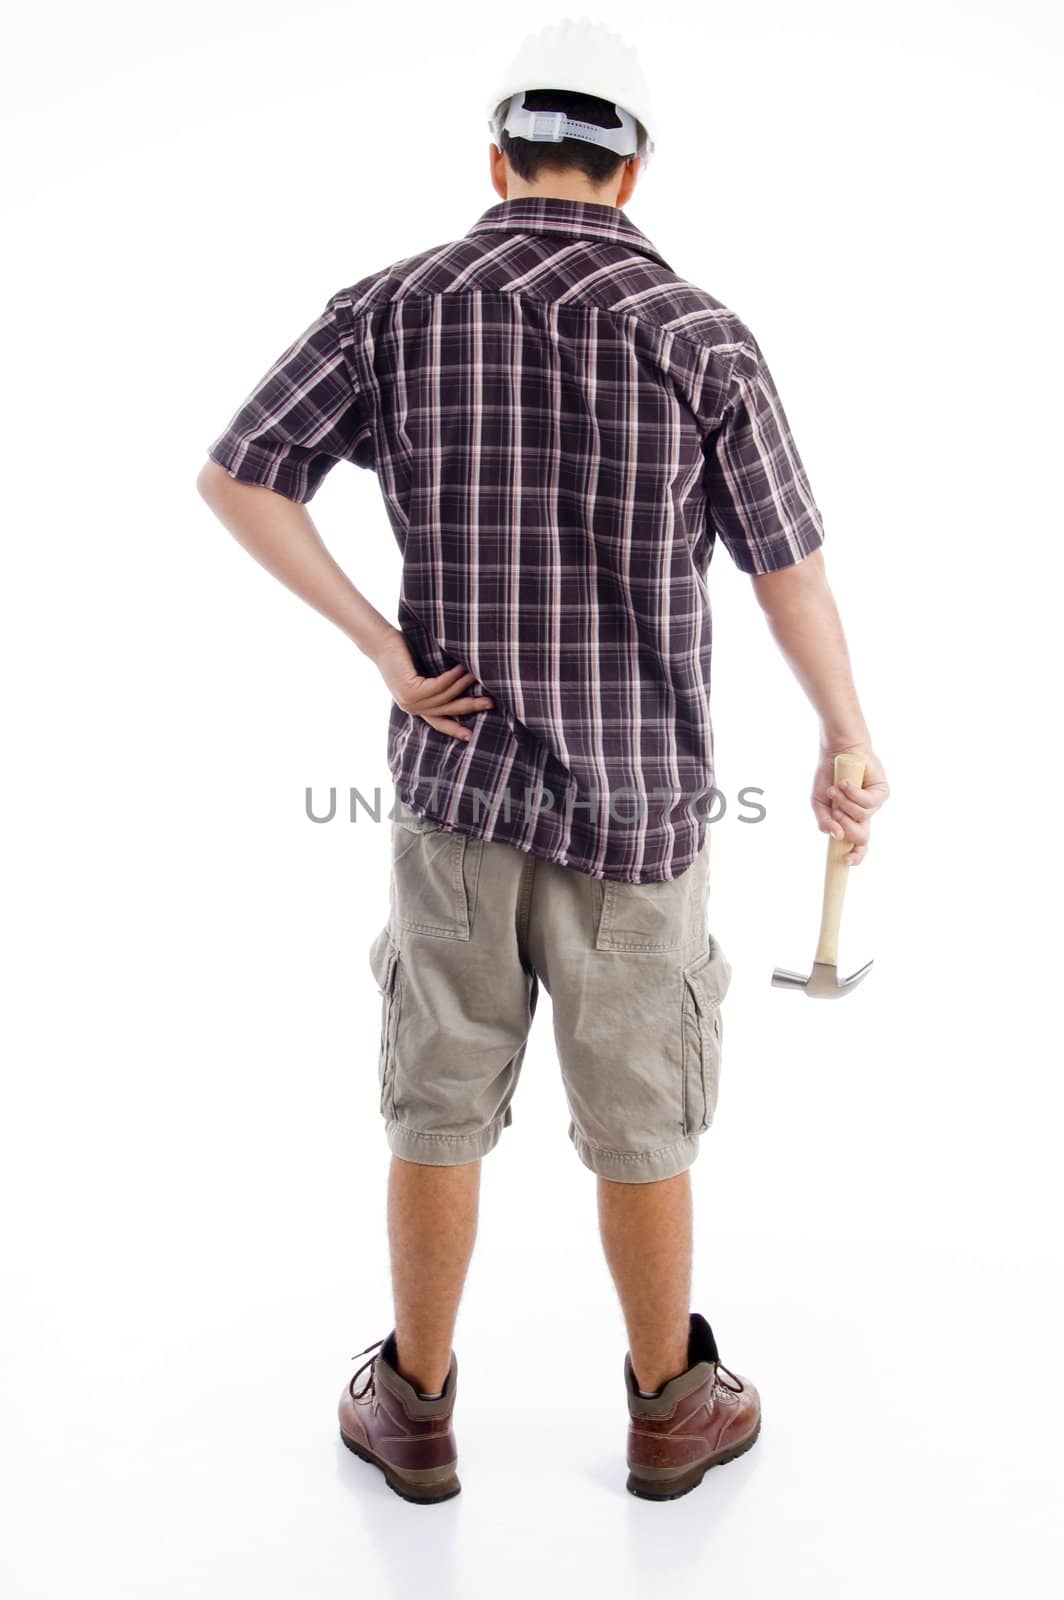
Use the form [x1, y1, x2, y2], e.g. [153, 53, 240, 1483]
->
[772, 749, 889, 998]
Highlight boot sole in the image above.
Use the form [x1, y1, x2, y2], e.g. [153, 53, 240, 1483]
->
[340, 1429, 461, 1504]
[626, 1415, 761, 1500]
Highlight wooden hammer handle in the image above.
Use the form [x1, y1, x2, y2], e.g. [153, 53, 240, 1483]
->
[814, 753, 867, 967]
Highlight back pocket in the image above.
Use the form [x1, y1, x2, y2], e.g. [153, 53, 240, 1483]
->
[390, 811, 484, 941]
[594, 842, 709, 953]
[680, 934, 732, 1134]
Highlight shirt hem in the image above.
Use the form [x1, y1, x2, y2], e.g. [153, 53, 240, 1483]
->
[391, 781, 705, 884]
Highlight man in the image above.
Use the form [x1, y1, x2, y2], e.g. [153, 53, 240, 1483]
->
[196, 20, 888, 1505]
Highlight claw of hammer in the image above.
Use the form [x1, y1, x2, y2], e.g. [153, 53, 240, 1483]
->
[771, 958, 874, 998]
[772, 753, 874, 1000]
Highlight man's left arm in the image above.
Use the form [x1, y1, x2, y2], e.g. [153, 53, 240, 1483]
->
[701, 327, 889, 861]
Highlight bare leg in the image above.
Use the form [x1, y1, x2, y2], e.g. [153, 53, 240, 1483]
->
[597, 1169, 693, 1393]
[387, 1154, 481, 1395]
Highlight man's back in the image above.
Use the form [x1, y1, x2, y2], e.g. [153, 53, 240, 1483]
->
[207, 195, 825, 880]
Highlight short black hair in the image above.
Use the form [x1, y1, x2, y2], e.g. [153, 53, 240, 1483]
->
[498, 88, 642, 188]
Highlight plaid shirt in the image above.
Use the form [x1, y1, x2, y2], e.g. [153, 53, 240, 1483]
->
[207, 197, 824, 882]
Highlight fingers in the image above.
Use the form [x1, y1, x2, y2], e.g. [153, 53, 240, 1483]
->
[417, 697, 492, 742]
[414, 670, 497, 717]
[812, 800, 845, 840]
[416, 670, 477, 707]
[395, 655, 496, 739]
[423, 714, 476, 742]
[430, 664, 475, 688]
[413, 691, 493, 737]
[815, 794, 868, 848]
[831, 807, 868, 849]
[814, 755, 887, 862]
[826, 778, 879, 816]
[416, 661, 495, 741]
[429, 693, 494, 716]
[825, 784, 867, 824]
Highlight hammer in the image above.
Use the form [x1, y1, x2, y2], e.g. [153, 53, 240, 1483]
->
[771, 753, 874, 999]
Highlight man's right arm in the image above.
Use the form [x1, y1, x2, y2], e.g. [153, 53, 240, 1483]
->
[751, 548, 889, 866]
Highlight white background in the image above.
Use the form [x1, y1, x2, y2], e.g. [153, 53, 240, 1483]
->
[2, 2, 1062, 1595]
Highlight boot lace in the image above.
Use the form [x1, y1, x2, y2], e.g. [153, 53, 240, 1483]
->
[714, 1360, 744, 1395]
[349, 1335, 387, 1401]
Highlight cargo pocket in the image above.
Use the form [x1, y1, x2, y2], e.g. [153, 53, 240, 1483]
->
[680, 933, 732, 1135]
[368, 925, 401, 1118]
[390, 809, 483, 941]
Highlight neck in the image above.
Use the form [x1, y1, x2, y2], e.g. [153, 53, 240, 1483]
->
[503, 177, 620, 208]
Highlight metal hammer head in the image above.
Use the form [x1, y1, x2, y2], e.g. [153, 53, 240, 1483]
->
[771, 958, 874, 998]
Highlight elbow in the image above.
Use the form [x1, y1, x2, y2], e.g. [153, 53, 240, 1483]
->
[751, 546, 827, 610]
[196, 458, 231, 502]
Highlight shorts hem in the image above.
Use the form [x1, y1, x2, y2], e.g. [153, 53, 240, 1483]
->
[569, 1124, 701, 1182]
[383, 1107, 511, 1165]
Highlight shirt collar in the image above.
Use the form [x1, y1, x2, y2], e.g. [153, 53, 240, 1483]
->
[466, 197, 673, 271]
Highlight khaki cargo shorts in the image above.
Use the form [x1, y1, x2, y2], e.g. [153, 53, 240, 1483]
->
[366, 800, 732, 1184]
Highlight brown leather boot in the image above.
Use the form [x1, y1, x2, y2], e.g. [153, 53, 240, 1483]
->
[338, 1331, 461, 1504]
[625, 1311, 761, 1499]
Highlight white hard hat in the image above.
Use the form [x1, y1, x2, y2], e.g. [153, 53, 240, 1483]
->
[487, 18, 656, 168]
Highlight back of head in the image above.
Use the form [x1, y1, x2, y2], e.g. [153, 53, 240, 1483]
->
[499, 88, 638, 188]
[487, 20, 656, 188]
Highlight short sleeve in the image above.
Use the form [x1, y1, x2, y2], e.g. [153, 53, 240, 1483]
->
[206, 293, 374, 503]
[703, 333, 825, 575]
